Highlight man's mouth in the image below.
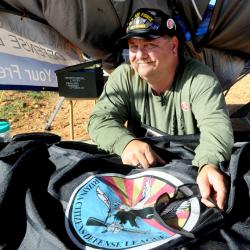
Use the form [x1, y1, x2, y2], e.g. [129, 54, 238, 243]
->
[136, 61, 153, 65]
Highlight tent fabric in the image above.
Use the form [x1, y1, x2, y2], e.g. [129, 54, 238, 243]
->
[2, 1, 250, 72]
[2, 0, 125, 71]
[169, 0, 250, 90]
[0, 0, 175, 71]
[0, 9, 81, 90]
[171, 0, 250, 54]
[179, 44, 246, 91]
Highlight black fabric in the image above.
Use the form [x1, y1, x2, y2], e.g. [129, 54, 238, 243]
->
[0, 132, 61, 164]
[12, 132, 61, 143]
[0, 133, 250, 249]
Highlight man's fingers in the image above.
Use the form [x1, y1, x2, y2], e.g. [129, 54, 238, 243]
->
[201, 191, 226, 210]
[212, 181, 228, 210]
[137, 153, 151, 168]
[201, 198, 216, 208]
[121, 140, 166, 168]
[197, 164, 228, 211]
[143, 146, 166, 167]
[198, 172, 219, 208]
[197, 172, 211, 200]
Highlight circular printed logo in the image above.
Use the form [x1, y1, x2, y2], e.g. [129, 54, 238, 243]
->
[166, 18, 176, 30]
[65, 170, 200, 250]
[181, 101, 190, 112]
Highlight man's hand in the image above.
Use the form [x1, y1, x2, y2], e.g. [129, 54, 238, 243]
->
[197, 164, 229, 210]
[121, 140, 165, 168]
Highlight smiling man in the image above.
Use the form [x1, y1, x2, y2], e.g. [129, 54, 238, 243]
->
[88, 8, 234, 210]
[128, 36, 178, 93]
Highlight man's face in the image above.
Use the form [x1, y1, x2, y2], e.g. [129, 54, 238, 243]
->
[128, 36, 178, 81]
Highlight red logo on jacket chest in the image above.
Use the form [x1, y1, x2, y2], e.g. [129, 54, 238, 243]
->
[181, 102, 190, 111]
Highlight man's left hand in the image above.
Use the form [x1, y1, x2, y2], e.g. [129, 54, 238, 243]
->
[196, 164, 229, 211]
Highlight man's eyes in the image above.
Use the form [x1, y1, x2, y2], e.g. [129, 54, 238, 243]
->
[145, 44, 157, 50]
[129, 43, 158, 51]
[129, 44, 137, 50]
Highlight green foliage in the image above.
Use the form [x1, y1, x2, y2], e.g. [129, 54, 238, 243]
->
[26, 91, 51, 100]
[0, 104, 16, 120]
[0, 91, 54, 121]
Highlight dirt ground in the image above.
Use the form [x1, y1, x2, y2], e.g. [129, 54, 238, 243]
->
[1, 74, 250, 141]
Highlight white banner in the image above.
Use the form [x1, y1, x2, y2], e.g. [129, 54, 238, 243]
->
[0, 11, 80, 90]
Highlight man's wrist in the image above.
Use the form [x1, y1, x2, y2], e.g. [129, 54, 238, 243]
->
[198, 163, 218, 173]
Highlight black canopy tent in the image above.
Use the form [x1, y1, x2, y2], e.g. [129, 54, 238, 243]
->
[1, 0, 249, 83]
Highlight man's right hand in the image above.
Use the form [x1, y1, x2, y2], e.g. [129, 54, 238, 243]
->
[121, 139, 166, 168]
[197, 164, 228, 211]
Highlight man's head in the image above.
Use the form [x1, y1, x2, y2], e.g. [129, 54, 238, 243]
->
[121, 9, 179, 90]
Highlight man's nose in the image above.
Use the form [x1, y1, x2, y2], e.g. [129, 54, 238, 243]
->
[136, 47, 148, 58]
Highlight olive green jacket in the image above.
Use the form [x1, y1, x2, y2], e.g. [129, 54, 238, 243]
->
[88, 57, 234, 168]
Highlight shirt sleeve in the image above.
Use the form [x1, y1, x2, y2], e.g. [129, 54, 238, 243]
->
[190, 70, 234, 168]
[87, 65, 135, 155]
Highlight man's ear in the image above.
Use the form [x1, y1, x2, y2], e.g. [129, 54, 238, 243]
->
[171, 36, 179, 55]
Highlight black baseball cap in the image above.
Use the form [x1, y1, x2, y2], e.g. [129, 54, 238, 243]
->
[118, 8, 177, 47]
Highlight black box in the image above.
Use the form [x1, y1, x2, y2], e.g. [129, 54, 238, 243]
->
[55, 59, 104, 98]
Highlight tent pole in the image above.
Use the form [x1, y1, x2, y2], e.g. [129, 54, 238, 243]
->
[69, 99, 74, 140]
[44, 96, 65, 131]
